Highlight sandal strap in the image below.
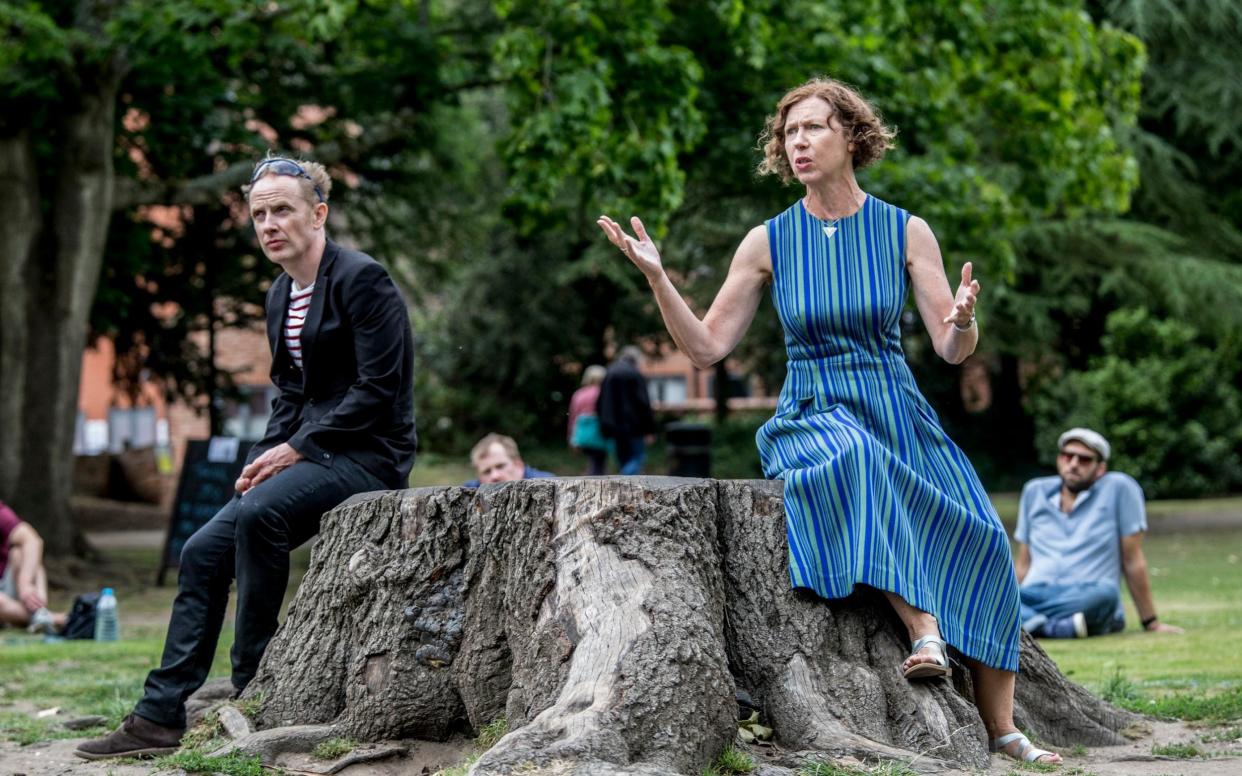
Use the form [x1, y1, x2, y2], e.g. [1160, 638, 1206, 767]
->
[991, 731, 1054, 763]
[910, 635, 947, 665]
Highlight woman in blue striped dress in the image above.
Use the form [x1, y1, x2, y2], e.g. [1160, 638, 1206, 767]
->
[597, 77, 1060, 766]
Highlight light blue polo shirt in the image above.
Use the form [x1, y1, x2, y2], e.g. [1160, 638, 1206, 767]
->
[1015, 471, 1147, 588]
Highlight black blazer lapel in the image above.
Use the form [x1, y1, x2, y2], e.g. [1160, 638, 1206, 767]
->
[267, 273, 292, 361]
[297, 240, 340, 383]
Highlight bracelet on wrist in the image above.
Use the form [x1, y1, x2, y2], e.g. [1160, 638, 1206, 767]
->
[952, 315, 976, 332]
[1141, 615, 1158, 629]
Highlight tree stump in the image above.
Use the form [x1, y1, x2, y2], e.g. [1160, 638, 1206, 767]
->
[245, 478, 1137, 774]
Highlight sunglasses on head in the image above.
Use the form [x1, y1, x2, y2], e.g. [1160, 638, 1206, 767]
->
[249, 157, 325, 202]
[1058, 450, 1099, 465]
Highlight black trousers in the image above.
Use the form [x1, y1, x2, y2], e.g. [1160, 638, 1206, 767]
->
[134, 456, 385, 728]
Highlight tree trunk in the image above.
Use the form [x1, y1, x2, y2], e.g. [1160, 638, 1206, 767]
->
[0, 131, 40, 502]
[15, 71, 121, 554]
[245, 478, 1137, 774]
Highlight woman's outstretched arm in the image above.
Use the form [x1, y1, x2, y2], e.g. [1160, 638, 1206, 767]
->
[906, 216, 980, 365]
[598, 215, 771, 368]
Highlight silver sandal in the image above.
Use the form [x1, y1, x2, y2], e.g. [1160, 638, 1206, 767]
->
[990, 731, 1058, 764]
[902, 634, 952, 680]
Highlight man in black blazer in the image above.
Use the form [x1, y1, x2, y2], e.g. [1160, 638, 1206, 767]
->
[78, 156, 417, 759]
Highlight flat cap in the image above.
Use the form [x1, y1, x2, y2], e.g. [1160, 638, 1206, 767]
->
[1058, 427, 1110, 462]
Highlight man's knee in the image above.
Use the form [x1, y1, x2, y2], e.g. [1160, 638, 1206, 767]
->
[1080, 583, 1122, 624]
[178, 510, 238, 580]
[179, 529, 223, 576]
[232, 491, 301, 546]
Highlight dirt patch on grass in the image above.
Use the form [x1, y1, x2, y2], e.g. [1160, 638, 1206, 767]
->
[0, 733, 472, 776]
[1, 718, 1237, 775]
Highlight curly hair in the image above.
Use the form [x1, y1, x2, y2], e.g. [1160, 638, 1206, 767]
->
[757, 77, 896, 183]
[242, 152, 333, 205]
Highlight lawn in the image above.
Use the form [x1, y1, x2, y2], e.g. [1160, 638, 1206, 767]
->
[2, 493, 1239, 747]
[1036, 529, 1242, 719]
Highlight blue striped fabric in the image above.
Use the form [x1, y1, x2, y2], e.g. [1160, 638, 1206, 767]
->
[755, 195, 1021, 671]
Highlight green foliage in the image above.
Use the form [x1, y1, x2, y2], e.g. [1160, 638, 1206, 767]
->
[421, 0, 1147, 452]
[312, 737, 358, 759]
[156, 750, 266, 776]
[5, 0, 1178, 478]
[1029, 307, 1242, 497]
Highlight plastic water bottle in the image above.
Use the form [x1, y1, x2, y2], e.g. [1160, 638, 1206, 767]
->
[94, 587, 120, 641]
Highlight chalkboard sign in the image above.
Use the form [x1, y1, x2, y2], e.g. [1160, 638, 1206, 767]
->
[156, 438, 249, 586]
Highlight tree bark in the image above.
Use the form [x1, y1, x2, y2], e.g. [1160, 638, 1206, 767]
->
[15, 67, 122, 553]
[246, 478, 1137, 774]
[0, 130, 40, 502]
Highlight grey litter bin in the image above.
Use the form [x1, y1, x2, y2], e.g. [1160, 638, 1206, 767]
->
[665, 422, 712, 477]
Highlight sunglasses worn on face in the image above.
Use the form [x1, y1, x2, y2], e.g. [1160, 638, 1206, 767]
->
[249, 157, 325, 202]
[1059, 450, 1099, 465]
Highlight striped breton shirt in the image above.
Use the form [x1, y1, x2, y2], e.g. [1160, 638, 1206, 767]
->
[284, 281, 314, 369]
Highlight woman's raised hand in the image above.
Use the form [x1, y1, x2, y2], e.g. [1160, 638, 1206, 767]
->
[942, 261, 980, 328]
[597, 215, 664, 281]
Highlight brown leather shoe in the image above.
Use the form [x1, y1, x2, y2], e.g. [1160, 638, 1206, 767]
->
[74, 713, 184, 760]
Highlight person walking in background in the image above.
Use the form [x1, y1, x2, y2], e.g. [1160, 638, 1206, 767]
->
[78, 154, 417, 760]
[598, 346, 657, 475]
[1015, 427, 1183, 638]
[598, 76, 1059, 765]
[567, 365, 610, 475]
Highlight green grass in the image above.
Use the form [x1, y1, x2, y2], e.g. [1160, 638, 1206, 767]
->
[180, 710, 226, 751]
[1035, 531, 1242, 716]
[700, 744, 755, 775]
[1150, 742, 1205, 758]
[2, 497, 1238, 757]
[1198, 725, 1242, 743]
[433, 752, 480, 776]
[155, 749, 265, 776]
[988, 494, 1242, 526]
[430, 717, 506, 776]
[0, 546, 311, 743]
[474, 717, 508, 750]
[312, 736, 358, 759]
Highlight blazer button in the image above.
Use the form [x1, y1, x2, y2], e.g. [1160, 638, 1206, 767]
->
[322, 453, 330, 460]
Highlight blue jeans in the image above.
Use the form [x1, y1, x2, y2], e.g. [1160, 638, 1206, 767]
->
[615, 435, 646, 475]
[134, 455, 386, 727]
[1019, 581, 1126, 636]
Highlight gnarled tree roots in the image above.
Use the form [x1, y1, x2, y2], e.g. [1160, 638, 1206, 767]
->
[241, 478, 1136, 774]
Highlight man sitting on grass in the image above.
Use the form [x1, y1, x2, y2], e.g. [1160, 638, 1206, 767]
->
[464, 433, 555, 486]
[1014, 427, 1183, 638]
[0, 500, 66, 634]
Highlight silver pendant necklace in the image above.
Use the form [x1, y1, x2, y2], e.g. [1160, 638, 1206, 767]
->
[806, 197, 847, 238]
